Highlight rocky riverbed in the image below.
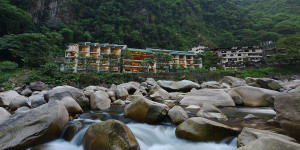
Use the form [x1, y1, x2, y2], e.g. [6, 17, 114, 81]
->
[0, 76, 300, 150]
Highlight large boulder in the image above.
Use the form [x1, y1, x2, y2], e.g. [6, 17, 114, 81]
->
[180, 89, 235, 107]
[234, 86, 280, 106]
[82, 120, 139, 150]
[61, 97, 83, 115]
[289, 85, 300, 93]
[0, 101, 69, 150]
[149, 85, 170, 101]
[84, 86, 108, 92]
[157, 80, 200, 92]
[196, 103, 228, 121]
[45, 86, 89, 108]
[237, 137, 300, 150]
[124, 95, 169, 124]
[0, 90, 20, 106]
[201, 81, 220, 89]
[237, 127, 296, 147]
[168, 105, 189, 125]
[29, 81, 47, 91]
[107, 90, 116, 101]
[8, 95, 30, 111]
[175, 117, 238, 142]
[227, 89, 244, 105]
[15, 106, 30, 113]
[90, 91, 111, 110]
[29, 94, 47, 108]
[110, 84, 129, 100]
[0, 107, 11, 121]
[274, 92, 300, 141]
[245, 77, 282, 91]
[119, 82, 140, 94]
[222, 76, 246, 87]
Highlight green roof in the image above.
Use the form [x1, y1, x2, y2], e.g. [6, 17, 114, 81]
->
[128, 48, 153, 53]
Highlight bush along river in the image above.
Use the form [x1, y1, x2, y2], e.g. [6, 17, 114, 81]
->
[1, 76, 300, 150]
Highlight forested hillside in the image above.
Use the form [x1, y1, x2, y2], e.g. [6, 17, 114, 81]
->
[1, 0, 300, 50]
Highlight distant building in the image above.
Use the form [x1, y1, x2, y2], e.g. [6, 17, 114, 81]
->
[211, 46, 283, 69]
[189, 45, 207, 54]
[64, 42, 202, 73]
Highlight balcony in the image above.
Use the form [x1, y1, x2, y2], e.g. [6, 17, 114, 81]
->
[66, 49, 78, 52]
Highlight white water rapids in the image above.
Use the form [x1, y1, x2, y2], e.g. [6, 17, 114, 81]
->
[40, 119, 237, 150]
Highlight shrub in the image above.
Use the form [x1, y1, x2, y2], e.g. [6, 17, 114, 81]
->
[0, 61, 18, 72]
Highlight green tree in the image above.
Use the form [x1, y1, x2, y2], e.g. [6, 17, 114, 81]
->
[199, 51, 220, 69]
[0, 32, 63, 68]
[0, 1, 33, 36]
[153, 52, 173, 72]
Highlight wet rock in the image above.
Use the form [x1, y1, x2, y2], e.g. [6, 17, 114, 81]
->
[30, 81, 47, 91]
[21, 88, 32, 96]
[243, 114, 260, 120]
[90, 91, 111, 110]
[196, 103, 228, 121]
[237, 127, 296, 147]
[289, 85, 300, 93]
[180, 89, 235, 107]
[149, 85, 170, 101]
[63, 121, 83, 141]
[61, 97, 83, 115]
[124, 95, 169, 124]
[45, 86, 89, 108]
[82, 120, 139, 150]
[220, 83, 231, 89]
[110, 84, 129, 100]
[175, 117, 238, 142]
[0, 107, 11, 121]
[9, 95, 30, 111]
[274, 92, 300, 141]
[157, 80, 200, 92]
[234, 86, 280, 107]
[29, 94, 46, 108]
[237, 137, 300, 150]
[0, 90, 20, 106]
[201, 81, 220, 89]
[0, 101, 69, 150]
[168, 105, 189, 125]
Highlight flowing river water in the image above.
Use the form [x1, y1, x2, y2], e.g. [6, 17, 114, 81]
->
[35, 106, 277, 150]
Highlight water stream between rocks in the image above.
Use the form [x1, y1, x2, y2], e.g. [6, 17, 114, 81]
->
[34, 106, 277, 150]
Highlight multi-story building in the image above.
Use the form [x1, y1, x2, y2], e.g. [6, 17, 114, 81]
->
[64, 42, 202, 73]
[189, 45, 207, 54]
[211, 46, 282, 69]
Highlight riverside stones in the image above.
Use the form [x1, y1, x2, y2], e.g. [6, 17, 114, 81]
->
[90, 91, 111, 110]
[201, 81, 220, 89]
[82, 120, 139, 150]
[237, 137, 300, 150]
[110, 84, 129, 100]
[45, 86, 90, 108]
[274, 92, 300, 141]
[0, 101, 69, 150]
[175, 117, 238, 142]
[0, 90, 20, 106]
[119, 82, 140, 94]
[29, 94, 46, 108]
[63, 121, 83, 141]
[61, 97, 83, 115]
[180, 89, 235, 107]
[222, 76, 246, 87]
[0, 107, 11, 121]
[234, 86, 280, 107]
[124, 95, 169, 123]
[237, 127, 296, 147]
[157, 80, 200, 92]
[8, 95, 30, 111]
[29, 81, 47, 91]
[168, 105, 189, 125]
[149, 85, 170, 101]
[196, 103, 228, 121]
